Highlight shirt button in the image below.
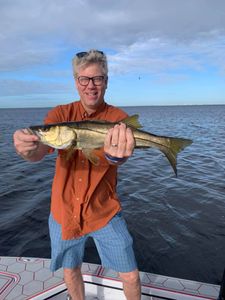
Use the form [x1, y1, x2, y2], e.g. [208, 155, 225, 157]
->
[78, 178, 82, 182]
[74, 215, 77, 219]
[76, 197, 79, 201]
[81, 160, 85, 163]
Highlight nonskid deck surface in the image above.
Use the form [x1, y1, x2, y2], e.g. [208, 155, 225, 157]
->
[0, 257, 220, 300]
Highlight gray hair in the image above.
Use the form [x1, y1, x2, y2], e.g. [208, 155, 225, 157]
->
[72, 49, 108, 78]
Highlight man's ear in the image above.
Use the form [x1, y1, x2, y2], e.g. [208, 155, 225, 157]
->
[75, 78, 78, 89]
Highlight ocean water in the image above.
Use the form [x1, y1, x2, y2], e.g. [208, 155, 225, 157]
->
[0, 105, 225, 284]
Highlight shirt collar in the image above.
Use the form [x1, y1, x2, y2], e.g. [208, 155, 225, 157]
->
[78, 101, 106, 120]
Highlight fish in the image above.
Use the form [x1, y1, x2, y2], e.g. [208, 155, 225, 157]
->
[28, 114, 192, 176]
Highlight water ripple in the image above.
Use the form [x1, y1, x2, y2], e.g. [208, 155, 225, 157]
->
[1, 106, 225, 284]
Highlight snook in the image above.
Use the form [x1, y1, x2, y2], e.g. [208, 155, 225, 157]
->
[29, 115, 192, 176]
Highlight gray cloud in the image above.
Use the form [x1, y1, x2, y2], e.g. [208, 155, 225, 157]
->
[108, 34, 225, 78]
[2, 0, 225, 40]
[0, 79, 73, 96]
[0, 0, 225, 75]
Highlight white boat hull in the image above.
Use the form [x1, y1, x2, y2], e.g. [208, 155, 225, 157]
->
[0, 257, 220, 299]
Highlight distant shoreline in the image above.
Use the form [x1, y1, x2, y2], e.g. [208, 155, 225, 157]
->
[0, 103, 225, 109]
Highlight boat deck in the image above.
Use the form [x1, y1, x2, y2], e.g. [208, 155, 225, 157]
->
[0, 257, 220, 300]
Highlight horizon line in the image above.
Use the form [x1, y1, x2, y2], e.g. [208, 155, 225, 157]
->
[0, 103, 225, 109]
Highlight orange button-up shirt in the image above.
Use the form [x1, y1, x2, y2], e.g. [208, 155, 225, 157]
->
[44, 101, 128, 240]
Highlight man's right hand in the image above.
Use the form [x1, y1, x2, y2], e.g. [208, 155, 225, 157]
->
[13, 129, 48, 161]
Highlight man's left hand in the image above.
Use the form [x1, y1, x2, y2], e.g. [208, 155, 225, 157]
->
[104, 123, 135, 158]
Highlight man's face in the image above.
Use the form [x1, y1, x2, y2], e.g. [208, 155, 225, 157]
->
[75, 63, 108, 113]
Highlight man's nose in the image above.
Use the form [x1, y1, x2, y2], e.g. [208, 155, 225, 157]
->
[87, 78, 95, 87]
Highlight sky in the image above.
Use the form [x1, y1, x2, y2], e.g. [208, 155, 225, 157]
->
[0, 0, 225, 108]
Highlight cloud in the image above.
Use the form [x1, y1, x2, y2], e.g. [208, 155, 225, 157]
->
[0, 79, 73, 96]
[1, 0, 225, 71]
[108, 34, 225, 77]
[0, 0, 225, 107]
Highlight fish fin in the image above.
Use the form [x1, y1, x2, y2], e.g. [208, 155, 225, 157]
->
[61, 147, 75, 161]
[160, 138, 192, 176]
[122, 115, 142, 129]
[137, 137, 192, 176]
[82, 149, 100, 166]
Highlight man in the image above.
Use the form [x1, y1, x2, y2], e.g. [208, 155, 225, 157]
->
[13, 49, 141, 300]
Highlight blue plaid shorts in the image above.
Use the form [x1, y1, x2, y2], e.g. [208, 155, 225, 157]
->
[48, 212, 137, 273]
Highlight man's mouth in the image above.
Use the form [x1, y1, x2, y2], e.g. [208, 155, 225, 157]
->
[86, 92, 98, 97]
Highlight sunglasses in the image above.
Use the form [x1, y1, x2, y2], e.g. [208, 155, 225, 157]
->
[76, 50, 104, 58]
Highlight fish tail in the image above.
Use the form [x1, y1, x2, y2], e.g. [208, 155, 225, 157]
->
[137, 137, 192, 176]
[161, 138, 192, 176]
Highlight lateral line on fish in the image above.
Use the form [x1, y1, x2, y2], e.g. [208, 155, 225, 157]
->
[28, 116, 193, 176]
